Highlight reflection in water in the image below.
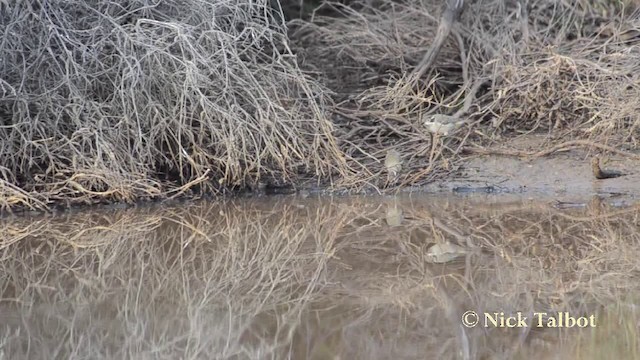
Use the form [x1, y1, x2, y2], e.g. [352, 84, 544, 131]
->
[1, 194, 639, 359]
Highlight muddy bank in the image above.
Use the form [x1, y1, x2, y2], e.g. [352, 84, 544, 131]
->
[426, 148, 640, 201]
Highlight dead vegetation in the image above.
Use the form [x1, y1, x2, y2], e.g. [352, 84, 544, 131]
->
[289, 0, 640, 188]
[0, 0, 347, 213]
[1, 0, 640, 212]
[1, 195, 639, 358]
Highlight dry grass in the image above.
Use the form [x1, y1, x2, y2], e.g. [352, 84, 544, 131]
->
[289, 0, 640, 188]
[1, 0, 640, 210]
[0, 0, 348, 213]
[1, 195, 639, 358]
[487, 9, 640, 139]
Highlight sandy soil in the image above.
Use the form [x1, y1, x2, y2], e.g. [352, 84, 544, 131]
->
[423, 134, 640, 202]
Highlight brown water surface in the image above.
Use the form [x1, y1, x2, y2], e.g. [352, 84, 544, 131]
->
[1, 193, 639, 359]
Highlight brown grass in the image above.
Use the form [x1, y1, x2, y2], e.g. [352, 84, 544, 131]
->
[0, 0, 349, 213]
[289, 0, 640, 189]
[1, 0, 640, 211]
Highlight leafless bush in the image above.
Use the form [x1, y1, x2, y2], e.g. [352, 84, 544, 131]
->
[1, 0, 639, 210]
[289, 0, 640, 186]
[0, 0, 347, 212]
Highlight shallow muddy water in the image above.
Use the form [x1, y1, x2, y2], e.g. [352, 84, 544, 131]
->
[1, 193, 639, 359]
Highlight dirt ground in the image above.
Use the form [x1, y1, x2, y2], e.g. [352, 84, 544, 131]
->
[423, 134, 640, 201]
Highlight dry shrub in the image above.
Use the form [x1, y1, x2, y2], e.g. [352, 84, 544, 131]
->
[288, 0, 531, 186]
[487, 5, 640, 140]
[0, 179, 47, 211]
[289, 0, 534, 113]
[0, 0, 347, 212]
[289, 0, 640, 186]
[1, 0, 639, 210]
[1, 195, 640, 358]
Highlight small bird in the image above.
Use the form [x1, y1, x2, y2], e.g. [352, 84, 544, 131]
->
[384, 149, 403, 182]
[424, 114, 466, 136]
[385, 205, 403, 227]
[426, 241, 469, 264]
[591, 156, 624, 180]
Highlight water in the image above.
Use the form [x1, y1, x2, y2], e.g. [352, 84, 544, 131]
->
[1, 193, 639, 359]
